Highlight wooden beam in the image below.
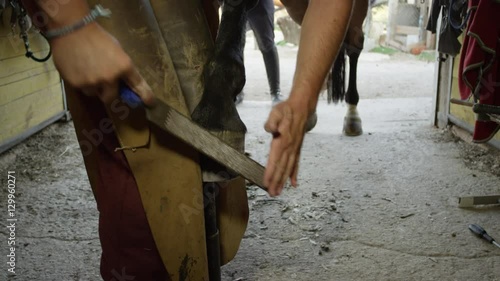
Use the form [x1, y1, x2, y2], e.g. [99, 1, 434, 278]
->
[385, 39, 406, 51]
[450, 98, 473, 107]
[458, 195, 500, 207]
[395, 25, 420, 35]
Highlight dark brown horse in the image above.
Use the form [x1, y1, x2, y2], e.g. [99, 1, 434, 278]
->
[196, 0, 369, 136]
[327, 0, 369, 136]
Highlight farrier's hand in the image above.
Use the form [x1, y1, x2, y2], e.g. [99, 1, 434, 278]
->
[264, 99, 310, 196]
[49, 23, 155, 106]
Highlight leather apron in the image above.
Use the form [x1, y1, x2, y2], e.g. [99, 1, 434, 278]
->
[67, 0, 248, 279]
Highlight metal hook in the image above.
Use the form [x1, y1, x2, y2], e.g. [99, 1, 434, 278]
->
[9, 0, 52, 62]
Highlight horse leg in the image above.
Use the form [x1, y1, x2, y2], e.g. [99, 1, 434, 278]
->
[192, 0, 258, 129]
[342, 44, 363, 136]
[191, 0, 257, 176]
[190, 2, 257, 278]
[342, 0, 368, 136]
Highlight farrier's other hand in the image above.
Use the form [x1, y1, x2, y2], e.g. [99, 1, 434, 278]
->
[264, 99, 309, 196]
[49, 23, 154, 106]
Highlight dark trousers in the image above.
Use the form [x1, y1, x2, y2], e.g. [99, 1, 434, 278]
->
[248, 0, 281, 95]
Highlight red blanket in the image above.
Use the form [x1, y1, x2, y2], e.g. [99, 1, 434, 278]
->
[458, 0, 500, 142]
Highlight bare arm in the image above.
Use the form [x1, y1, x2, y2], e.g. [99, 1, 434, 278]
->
[264, 0, 354, 196]
[21, 0, 154, 105]
[289, 0, 353, 113]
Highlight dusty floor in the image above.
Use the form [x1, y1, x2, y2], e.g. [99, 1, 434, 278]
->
[1, 34, 500, 281]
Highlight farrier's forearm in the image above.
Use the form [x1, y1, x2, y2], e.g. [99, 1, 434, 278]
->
[22, 0, 90, 30]
[288, 0, 354, 114]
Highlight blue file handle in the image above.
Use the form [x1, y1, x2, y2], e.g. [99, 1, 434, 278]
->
[119, 82, 143, 108]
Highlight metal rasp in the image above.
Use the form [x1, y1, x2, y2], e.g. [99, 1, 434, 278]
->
[120, 84, 267, 190]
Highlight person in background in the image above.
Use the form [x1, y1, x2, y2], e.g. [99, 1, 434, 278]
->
[236, 0, 282, 105]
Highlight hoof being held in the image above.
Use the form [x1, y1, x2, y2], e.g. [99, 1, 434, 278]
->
[235, 91, 245, 105]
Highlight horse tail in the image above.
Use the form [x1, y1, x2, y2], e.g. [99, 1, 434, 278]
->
[327, 44, 346, 104]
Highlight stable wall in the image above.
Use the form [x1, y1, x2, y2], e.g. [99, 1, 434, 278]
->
[0, 14, 68, 154]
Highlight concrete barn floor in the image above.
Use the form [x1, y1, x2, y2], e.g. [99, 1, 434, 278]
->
[1, 34, 500, 281]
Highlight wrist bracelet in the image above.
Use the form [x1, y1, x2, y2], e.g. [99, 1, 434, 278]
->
[43, 4, 111, 40]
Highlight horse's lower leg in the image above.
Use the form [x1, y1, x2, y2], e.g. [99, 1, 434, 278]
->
[191, 0, 257, 178]
[192, 0, 257, 132]
[342, 0, 368, 136]
[343, 45, 363, 136]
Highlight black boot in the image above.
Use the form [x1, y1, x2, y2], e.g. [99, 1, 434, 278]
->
[262, 46, 281, 105]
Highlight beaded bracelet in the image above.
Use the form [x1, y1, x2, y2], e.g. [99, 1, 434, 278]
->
[43, 4, 111, 40]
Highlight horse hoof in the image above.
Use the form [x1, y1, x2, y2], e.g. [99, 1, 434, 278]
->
[235, 92, 244, 105]
[305, 112, 318, 132]
[343, 116, 362, 136]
